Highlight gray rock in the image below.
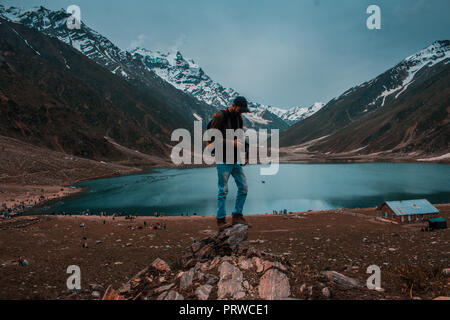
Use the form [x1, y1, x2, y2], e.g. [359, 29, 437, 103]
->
[164, 290, 184, 300]
[299, 283, 307, 293]
[195, 270, 206, 281]
[154, 283, 175, 294]
[205, 274, 219, 285]
[182, 224, 248, 267]
[195, 284, 213, 300]
[219, 261, 243, 282]
[157, 291, 167, 300]
[321, 271, 363, 287]
[238, 257, 253, 270]
[258, 269, 291, 300]
[234, 291, 246, 299]
[180, 268, 195, 290]
[118, 266, 149, 294]
[89, 283, 103, 291]
[91, 291, 101, 298]
[217, 261, 244, 299]
[151, 258, 171, 272]
[321, 287, 331, 299]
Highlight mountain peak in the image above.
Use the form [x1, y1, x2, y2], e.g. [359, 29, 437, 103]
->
[1, 4, 321, 129]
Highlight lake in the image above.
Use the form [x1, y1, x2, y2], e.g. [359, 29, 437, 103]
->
[36, 163, 450, 216]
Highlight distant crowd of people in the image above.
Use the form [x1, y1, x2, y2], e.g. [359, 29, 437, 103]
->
[272, 209, 288, 215]
[1, 202, 26, 219]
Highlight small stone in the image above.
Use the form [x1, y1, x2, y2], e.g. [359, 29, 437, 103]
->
[195, 270, 205, 281]
[321, 271, 363, 288]
[151, 258, 171, 272]
[89, 283, 103, 291]
[164, 290, 184, 300]
[208, 256, 221, 270]
[252, 257, 264, 273]
[102, 286, 124, 300]
[91, 291, 101, 298]
[238, 257, 253, 270]
[117, 283, 131, 294]
[234, 291, 246, 299]
[157, 291, 168, 300]
[299, 284, 306, 293]
[180, 268, 195, 290]
[205, 273, 219, 285]
[154, 283, 175, 294]
[442, 268, 450, 276]
[195, 284, 213, 300]
[321, 287, 331, 299]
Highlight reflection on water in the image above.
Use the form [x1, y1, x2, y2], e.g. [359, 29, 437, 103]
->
[36, 163, 450, 216]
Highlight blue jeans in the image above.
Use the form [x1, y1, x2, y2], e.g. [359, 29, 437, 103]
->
[216, 163, 248, 219]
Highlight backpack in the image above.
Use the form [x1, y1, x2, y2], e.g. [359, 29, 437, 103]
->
[207, 109, 232, 131]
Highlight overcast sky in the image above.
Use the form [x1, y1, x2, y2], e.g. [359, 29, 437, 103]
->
[5, 0, 450, 108]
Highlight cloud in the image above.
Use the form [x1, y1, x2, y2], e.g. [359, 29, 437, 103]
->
[129, 34, 146, 50]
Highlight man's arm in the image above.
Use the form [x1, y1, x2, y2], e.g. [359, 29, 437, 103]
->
[210, 111, 241, 147]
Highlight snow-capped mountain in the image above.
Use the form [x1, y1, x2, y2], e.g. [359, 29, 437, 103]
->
[280, 40, 450, 157]
[132, 48, 236, 109]
[0, 5, 323, 129]
[331, 40, 450, 112]
[132, 47, 324, 128]
[365, 40, 450, 109]
[266, 103, 325, 125]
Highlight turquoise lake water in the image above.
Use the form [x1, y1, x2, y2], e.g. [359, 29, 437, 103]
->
[36, 163, 450, 216]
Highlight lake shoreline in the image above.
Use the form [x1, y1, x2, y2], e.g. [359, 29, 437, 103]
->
[3, 160, 449, 217]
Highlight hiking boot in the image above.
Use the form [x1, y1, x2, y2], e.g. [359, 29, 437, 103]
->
[217, 218, 231, 231]
[232, 213, 252, 228]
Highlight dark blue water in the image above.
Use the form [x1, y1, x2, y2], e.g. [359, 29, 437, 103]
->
[35, 163, 450, 216]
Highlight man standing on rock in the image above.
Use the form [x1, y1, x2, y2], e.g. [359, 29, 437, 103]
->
[209, 96, 251, 231]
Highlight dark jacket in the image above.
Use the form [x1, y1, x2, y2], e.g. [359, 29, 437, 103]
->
[209, 109, 243, 163]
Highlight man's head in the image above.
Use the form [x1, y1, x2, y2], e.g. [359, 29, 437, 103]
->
[230, 96, 250, 114]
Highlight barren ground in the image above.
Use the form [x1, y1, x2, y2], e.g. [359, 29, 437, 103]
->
[0, 204, 448, 300]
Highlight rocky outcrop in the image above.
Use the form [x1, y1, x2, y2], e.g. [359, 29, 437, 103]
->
[103, 224, 293, 300]
[181, 224, 249, 268]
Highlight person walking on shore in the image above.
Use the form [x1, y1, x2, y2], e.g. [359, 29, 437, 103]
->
[209, 96, 251, 231]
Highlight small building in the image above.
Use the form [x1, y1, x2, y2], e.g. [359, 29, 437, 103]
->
[376, 199, 439, 224]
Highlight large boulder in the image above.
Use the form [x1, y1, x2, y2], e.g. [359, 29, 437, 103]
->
[182, 224, 249, 267]
[258, 269, 291, 300]
[217, 261, 245, 299]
